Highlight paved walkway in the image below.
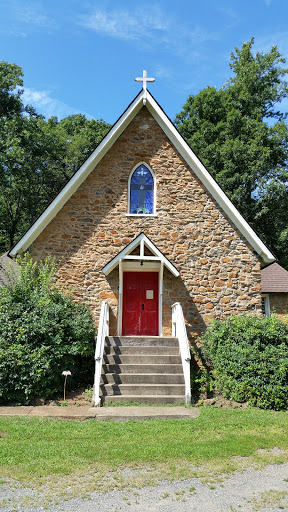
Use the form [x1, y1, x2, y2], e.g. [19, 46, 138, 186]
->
[0, 405, 200, 421]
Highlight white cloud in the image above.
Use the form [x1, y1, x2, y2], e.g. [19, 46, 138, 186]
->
[78, 6, 219, 57]
[215, 5, 239, 19]
[22, 88, 93, 120]
[153, 65, 172, 80]
[78, 6, 169, 42]
[1, 0, 58, 35]
[255, 31, 288, 56]
[14, 3, 57, 29]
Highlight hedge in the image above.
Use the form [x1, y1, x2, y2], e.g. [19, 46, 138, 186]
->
[200, 314, 288, 410]
[0, 255, 96, 404]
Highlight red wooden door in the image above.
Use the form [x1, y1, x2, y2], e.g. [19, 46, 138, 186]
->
[122, 272, 158, 336]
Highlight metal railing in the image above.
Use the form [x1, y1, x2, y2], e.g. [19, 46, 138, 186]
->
[92, 301, 109, 406]
[171, 302, 191, 405]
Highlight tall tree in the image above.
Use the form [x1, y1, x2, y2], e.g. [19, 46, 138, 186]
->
[50, 113, 111, 177]
[0, 61, 24, 118]
[0, 61, 44, 249]
[0, 62, 111, 253]
[175, 39, 288, 267]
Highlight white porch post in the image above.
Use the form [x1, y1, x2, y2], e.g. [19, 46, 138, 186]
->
[159, 261, 164, 336]
[140, 237, 144, 256]
[117, 259, 123, 335]
[171, 302, 191, 405]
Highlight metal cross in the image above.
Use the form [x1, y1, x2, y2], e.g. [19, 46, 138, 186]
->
[135, 70, 155, 91]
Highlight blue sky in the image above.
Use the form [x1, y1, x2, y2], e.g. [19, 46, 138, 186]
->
[1, 0, 287, 124]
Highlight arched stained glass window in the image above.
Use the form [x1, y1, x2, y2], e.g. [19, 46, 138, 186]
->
[129, 164, 154, 214]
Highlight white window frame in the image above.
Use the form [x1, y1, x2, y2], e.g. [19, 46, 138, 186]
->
[126, 162, 157, 216]
[261, 294, 271, 317]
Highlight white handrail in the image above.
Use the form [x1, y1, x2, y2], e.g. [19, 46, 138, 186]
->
[92, 301, 109, 406]
[171, 302, 191, 405]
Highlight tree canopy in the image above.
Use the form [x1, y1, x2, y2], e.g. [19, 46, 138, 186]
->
[1, 44, 288, 268]
[0, 61, 111, 252]
[175, 38, 288, 267]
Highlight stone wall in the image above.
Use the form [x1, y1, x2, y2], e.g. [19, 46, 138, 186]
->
[269, 293, 288, 319]
[29, 106, 262, 341]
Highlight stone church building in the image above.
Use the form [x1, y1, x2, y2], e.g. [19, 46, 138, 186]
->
[9, 76, 275, 343]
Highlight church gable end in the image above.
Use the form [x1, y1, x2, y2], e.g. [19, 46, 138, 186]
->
[26, 104, 263, 339]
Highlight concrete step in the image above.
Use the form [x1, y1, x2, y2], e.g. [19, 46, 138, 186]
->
[100, 335, 185, 405]
[101, 373, 185, 385]
[96, 408, 198, 421]
[106, 336, 179, 347]
[102, 395, 185, 405]
[102, 363, 183, 374]
[100, 384, 185, 396]
[103, 354, 182, 365]
[104, 345, 179, 355]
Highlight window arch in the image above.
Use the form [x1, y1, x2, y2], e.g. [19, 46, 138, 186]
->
[128, 163, 155, 215]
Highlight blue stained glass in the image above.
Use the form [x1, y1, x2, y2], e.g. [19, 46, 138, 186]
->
[130, 165, 154, 214]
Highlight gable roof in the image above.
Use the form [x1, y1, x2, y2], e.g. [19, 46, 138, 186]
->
[102, 232, 179, 277]
[9, 89, 275, 264]
[261, 262, 288, 293]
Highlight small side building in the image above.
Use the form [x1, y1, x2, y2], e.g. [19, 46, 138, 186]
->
[261, 262, 288, 318]
[0, 252, 18, 286]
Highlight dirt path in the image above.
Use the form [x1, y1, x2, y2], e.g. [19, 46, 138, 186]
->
[1, 463, 288, 512]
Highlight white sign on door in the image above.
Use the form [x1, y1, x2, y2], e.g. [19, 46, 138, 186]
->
[146, 290, 154, 299]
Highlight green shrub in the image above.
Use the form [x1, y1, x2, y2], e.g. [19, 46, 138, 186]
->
[0, 254, 96, 404]
[200, 314, 288, 410]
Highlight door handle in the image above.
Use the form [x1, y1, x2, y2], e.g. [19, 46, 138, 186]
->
[142, 304, 144, 310]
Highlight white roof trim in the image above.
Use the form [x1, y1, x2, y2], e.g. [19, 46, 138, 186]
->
[9, 93, 144, 257]
[144, 93, 274, 264]
[102, 233, 180, 277]
[10, 89, 275, 263]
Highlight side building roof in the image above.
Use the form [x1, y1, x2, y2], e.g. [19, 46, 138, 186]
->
[0, 252, 19, 286]
[261, 262, 288, 293]
[9, 89, 275, 264]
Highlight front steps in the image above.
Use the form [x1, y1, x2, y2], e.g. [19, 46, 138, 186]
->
[100, 336, 186, 404]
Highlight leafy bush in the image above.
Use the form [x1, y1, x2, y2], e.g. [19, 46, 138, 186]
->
[0, 254, 96, 404]
[200, 314, 288, 410]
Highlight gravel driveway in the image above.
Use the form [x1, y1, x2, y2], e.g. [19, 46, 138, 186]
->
[1, 463, 288, 512]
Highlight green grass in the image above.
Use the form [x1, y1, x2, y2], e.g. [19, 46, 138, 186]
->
[0, 407, 288, 481]
[1, 407, 288, 508]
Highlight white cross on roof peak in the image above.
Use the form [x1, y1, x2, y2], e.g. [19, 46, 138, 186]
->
[135, 70, 155, 91]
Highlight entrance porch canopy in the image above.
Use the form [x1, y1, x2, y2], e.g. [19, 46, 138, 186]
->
[102, 232, 179, 277]
[102, 233, 179, 336]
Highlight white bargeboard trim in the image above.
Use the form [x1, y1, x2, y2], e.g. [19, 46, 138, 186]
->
[102, 232, 179, 277]
[10, 90, 274, 263]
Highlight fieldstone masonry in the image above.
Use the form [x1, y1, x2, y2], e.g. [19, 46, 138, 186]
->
[29, 107, 262, 341]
